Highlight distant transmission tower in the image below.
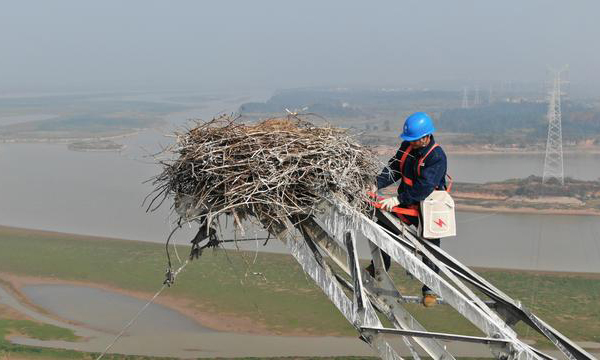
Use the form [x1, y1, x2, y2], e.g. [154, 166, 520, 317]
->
[473, 85, 481, 107]
[542, 66, 568, 185]
[461, 87, 469, 109]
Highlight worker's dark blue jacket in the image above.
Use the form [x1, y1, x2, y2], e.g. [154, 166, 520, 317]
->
[376, 136, 447, 206]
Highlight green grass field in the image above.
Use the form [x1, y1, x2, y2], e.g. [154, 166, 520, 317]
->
[0, 225, 598, 357]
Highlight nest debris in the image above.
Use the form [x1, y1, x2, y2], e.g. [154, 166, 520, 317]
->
[148, 115, 379, 232]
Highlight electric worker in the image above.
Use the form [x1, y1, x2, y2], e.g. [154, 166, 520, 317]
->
[371, 112, 447, 308]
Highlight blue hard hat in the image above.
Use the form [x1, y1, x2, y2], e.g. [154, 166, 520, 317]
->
[400, 112, 436, 141]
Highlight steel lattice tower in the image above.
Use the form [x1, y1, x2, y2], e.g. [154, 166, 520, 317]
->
[542, 68, 567, 185]
[473, 85, 481, 107]
[461, 87, 469, 109]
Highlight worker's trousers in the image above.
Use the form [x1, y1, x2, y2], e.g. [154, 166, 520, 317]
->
[375, 215, 441, 295]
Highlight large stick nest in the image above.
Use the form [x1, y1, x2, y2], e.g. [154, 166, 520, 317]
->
[148, 115, 378, 231]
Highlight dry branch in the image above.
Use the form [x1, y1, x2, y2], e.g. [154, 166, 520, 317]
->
[148, 115, 378, 232]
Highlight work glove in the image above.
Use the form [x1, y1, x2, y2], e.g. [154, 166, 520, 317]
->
[379, 196, 400, 211]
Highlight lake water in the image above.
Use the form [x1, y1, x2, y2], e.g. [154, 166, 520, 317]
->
[0, 96, 599, 273]
[1, 283, 378, 358]
[21, 285, 211, 334]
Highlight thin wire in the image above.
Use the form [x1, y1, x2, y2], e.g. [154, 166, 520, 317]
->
[221, 246, 264, 317]
[171, 228, 183, 264]
[457, 212, 498, 224]
[164, 226, 180, 269]
[95, 260, 188, 360]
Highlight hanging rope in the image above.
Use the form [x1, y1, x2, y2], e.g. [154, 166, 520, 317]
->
[94, 260, 188, 360]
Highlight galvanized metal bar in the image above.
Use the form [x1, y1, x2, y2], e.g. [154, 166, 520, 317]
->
[365, 241, 456, 360]
[348, 230, 421, 360]
[300, 219, 454, 360]
[377, 210, 595, 360]
[400, 223, 506, 324]
[287, 203, 589, 360]
[375, 210, 515, 305]
[396, 295, 496, 307]
[299, 219, 350, 274]
[380, 210, 516, 303]
[345, 231, 367, 314]
[361, 326, 512, 345]
[319, 200, 542, 360]
[428, 243, 593, 360]
[524, 312, 590, 360]
[265, 219, 404, 360]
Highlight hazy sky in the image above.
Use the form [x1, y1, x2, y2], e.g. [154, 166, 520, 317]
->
[1, 1, 599, 94]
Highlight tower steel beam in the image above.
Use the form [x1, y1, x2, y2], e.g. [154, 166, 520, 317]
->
[251, 198, 595, 360]
[543, 67, 568, 185]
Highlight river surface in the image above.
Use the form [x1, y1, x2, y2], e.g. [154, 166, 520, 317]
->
[21, 285, 211, 334]
[1, 95, 599, 358]
[0, 95, 598, 272]
[448, 152, 600, 183]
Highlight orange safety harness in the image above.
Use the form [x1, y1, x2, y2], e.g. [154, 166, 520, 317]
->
[372, 142, 453, 218]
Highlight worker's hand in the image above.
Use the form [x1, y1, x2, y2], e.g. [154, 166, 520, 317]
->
[378, 196, 400, 211]
[369, 184, 378, 194]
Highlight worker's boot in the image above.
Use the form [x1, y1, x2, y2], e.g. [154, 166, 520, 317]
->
[422, 290, 437, 308]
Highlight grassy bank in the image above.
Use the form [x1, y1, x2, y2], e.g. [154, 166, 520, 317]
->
[0, 302, 174, 359]
[0, 225, 598, 347]
[0, 310, 80, 359]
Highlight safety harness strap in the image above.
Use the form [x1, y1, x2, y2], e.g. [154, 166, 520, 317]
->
[371, 141, 450, 219]
[413, 143, 453, 192]
[445, 174, 454, 192]
[417, 143, 440, 177]
[398, 144, 413, 175]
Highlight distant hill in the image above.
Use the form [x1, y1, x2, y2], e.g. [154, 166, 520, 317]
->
[0, 95, 188, 141]
[239, 87, 458, 119]
[238, 88, 600, 148]
[438, 101, 600, 143]
[0, 114, 165, 141]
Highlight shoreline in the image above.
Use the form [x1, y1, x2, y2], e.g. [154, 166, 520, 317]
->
[373, 144, 600, 156]
[2, 223, 600, 276]
[0, 129, 142, 145]
[1, 266, 599, 341]
[455, 203, 600, 217]
[446, 148, 600, 155]
[0, 272, 279, 337]
[2, 267, 599, 342]
[379, 189, 600, 217]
